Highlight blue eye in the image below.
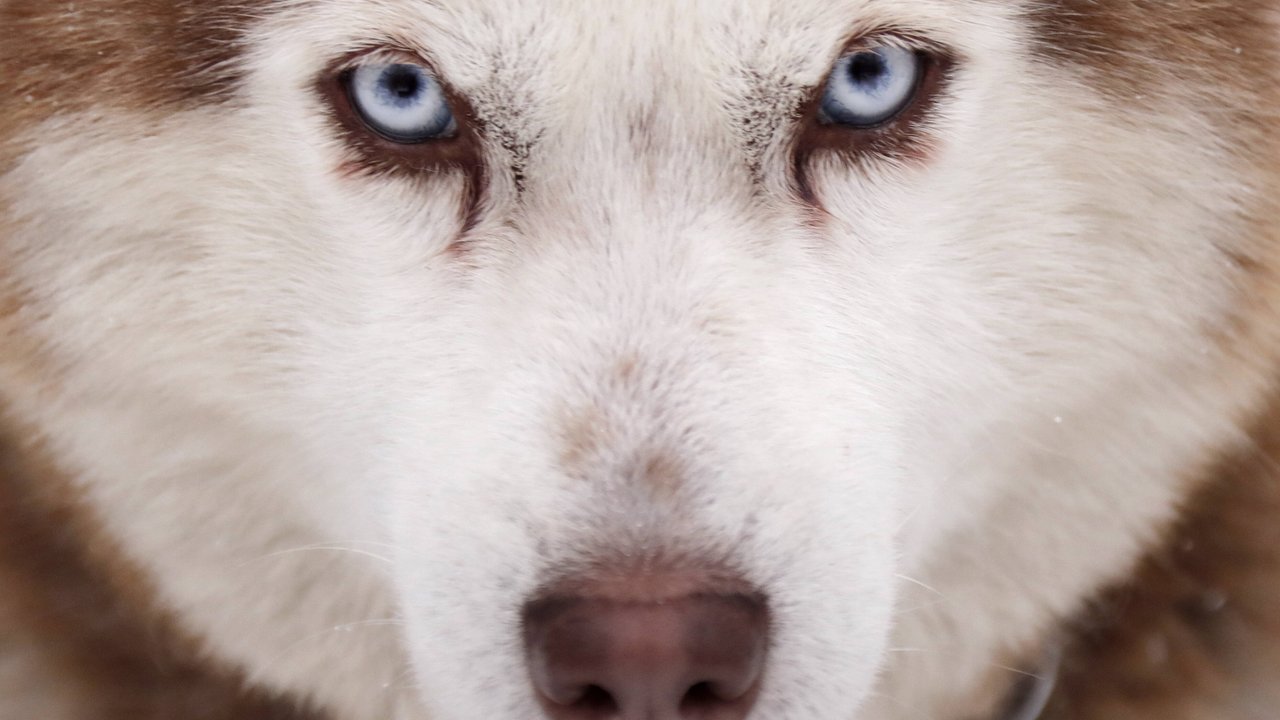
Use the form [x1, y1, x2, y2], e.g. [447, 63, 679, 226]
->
[347, 62, 457, 143]
[818, 46, 922, 128]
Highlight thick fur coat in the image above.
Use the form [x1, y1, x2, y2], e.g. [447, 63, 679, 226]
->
[1, 1, 1278, 719]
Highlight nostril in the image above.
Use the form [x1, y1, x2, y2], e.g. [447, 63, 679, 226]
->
[542, 684, 618, 720]
[524, 582, 768, 720]
[577, 685, 617, 713]
[680, 681, 718, 709]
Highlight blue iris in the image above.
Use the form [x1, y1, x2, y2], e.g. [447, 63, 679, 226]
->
[349, 63, 457, 143]
[819, 46, 922, 128]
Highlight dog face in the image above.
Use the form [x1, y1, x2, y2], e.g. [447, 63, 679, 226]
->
[1, 1, 1277, 718]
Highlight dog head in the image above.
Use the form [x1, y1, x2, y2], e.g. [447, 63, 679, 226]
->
[2, 1, 1278, 718]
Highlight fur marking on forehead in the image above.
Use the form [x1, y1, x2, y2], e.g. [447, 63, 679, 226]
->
[0, 0, 270, 145]
[1028, 0, 1280, 101]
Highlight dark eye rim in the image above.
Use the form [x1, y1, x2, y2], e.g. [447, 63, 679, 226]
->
[793, 34, 955, 201]
[802, 37, 951, 141]
[317, 47, 484, 182]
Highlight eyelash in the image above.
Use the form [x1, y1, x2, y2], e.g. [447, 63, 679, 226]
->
[318, 37, 951, 200]
[805, 42, 948, 139]
[319, 50, 484, 181]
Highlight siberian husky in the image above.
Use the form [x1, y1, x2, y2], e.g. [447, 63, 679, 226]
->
[1, 1, 1278, 719]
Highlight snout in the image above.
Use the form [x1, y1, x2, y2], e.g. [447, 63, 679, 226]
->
[523, 575, 769, 720]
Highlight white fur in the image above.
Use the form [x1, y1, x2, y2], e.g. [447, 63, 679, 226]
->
[0, 1, 1272, 718]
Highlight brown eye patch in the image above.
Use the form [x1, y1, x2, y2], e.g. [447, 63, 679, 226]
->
[792, 36, 954, 203]
[317, 49, 486, 201]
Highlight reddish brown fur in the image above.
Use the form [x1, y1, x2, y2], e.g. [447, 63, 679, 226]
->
[1030, 1, 1277, 94]
[0, 1, 324, 715]
[0, 0, 268, 172]
[556, 400, 610, 479]
[1028, 0, 1280, 191]
[1039, 390, 1280, 720]
[1015, 3, 1280, 717]
[0, 418, 327, 719]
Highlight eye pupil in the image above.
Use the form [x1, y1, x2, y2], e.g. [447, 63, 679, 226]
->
[383, 67, 422, 100]
[847, 53, 888, 87]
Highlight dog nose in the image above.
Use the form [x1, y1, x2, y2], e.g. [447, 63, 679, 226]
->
[523, 590, 768, 720]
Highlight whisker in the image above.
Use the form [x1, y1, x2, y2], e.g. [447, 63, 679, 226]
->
[260, 617, 405, 669]
[895, 436, 988, 534]
[894, 573, 948, 600]
[238, 543, 395, 567]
